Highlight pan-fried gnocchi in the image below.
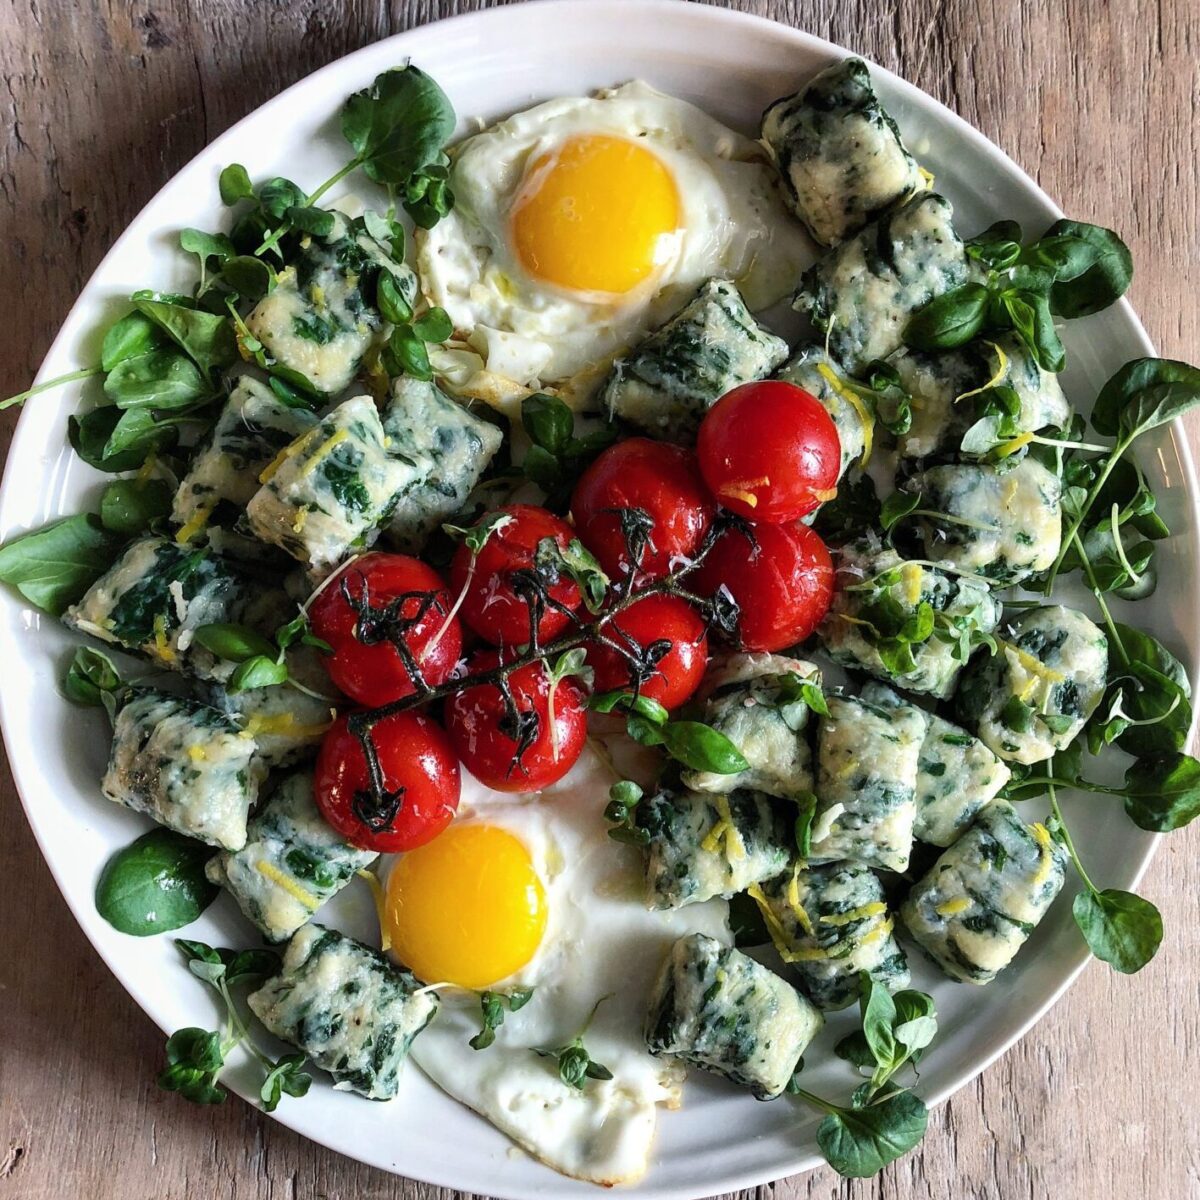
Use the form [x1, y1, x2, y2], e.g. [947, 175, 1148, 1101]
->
[775, 344, 869, 476]
[900, 801, 1067, 984]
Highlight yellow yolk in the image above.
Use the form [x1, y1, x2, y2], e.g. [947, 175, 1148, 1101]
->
[385, 823, 547, 989]
[510, 134, 681, 295]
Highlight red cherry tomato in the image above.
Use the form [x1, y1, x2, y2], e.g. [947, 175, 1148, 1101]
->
[571, 438, 716, 580]
[315, 712, 461, 852]
[309, 553, 462, 707]
[587, 594, 709, 710]
[694, 518, 834, 652]
[697, 381, 841, 523]
[446, 653, 588, 792]
[449, 505, 582, 646]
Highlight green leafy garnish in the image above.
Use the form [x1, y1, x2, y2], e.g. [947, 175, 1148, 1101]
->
[533, 997, 613, 1090]
[0, 513, 123, 616]
[469, 987, 536, 1050]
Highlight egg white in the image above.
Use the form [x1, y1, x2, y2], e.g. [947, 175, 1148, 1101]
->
[397, 748, 729, 1186]
[417, 81, 813, 399]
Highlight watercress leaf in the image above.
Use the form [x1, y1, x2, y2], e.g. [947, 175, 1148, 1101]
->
[218, 163, 254, 206]
[101, 312, 166, 371]
[813, 473, 880, 541]
[179, 228, 236, 273]
[285, 205, 336, 238]
[904, 282, 989, 351]
[103, 348, 213, 410]
[816, 1090, 929, 1178]
[376, 272, 414, 325]
[192, 622, 278, 663]
[521, 444, 562, 492]
[63, 645, 122, 706]
[95, 828, 219, 936]
[659, 721, 750, 774]
[1073, 888, 1163, 974]
[833, 1029, 876, 1070]
[99, 478, 173, 535]
[625, 713, 667, 747]
[590, 690, 668, 723]
[880, 491, 921, 532]
[1112, 662, 1191, 760]
[257, 177, 306, 219]
[1091, 357, 1200, 437]
[217, 255, 277, 304]
[794, 792, 817, 858]
[341, 65, 457, 188]
[966, 219, 1023, 270]
[412, 307, 453, 343]
[609, 780, 644, 808]
[224, 948, 282, 986]
[508, 986, 535, 1012]
[522, 392, 574, 455]
[1043, 219, 1133, 317]
[104, 406, 197, 464]
[228, 655, 289, 693]
[1121, 752, 1200, 832]
[165, 1026, 225, 1074]
[132, 299, 238, 374]
[386, 324, 433, 380]
[585, 1060, 614, 1081]
[1006, 289, 1065, 372]
[859, 974, 898, 1070]
[0, 513, 122, 615]
[174, 938, 223, 966]
[552, 537, 609, 613]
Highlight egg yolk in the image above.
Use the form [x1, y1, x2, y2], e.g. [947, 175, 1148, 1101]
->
[510, 133, 681, 296]
[385, 823, 547, 989]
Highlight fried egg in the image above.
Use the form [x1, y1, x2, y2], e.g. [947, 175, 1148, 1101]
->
[417, 82, 812, 400]
[385, 748, 728, 1185]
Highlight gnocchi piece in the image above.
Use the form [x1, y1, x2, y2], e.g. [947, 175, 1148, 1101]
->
[914, 713, 1011, 846]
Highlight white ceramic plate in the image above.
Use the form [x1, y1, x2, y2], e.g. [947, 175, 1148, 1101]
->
[2, 1, 1196, 1195]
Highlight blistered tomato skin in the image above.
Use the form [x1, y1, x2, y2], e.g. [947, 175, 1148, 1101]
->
[449, 504, 582, 646]
[697, 381, 842, 523]
[446, 654, 588, 792]
[309, 552, 462, 707]
[587, 594, 709, 709]
[571, 438, 716, 580]
[695, 518, 834, 652]
[315, 712, 461, 853]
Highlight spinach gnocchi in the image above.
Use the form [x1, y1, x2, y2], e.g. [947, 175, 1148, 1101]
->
[206, 772, 376, 943]
[775, 344, 869, 475]
[602, 278, 789, 443]
[761, 57, 927, 247]
[681, 653, 820, 801]
[794, 192, 970, 376]
[103, 689, 261, 851]
[819, 541, 1003, 699]
[248, 923, 438, 1100]
[900, 801, 1067, 984]
[638, 787, 792, 910]
[753, 862, 910, 1010]
[914, 713, 1010, 847]
[901, 457, 1063, 585]
[645, 932, 823, 1098]
[956, 605, 1108, 764]
[808, 687, 926, 872]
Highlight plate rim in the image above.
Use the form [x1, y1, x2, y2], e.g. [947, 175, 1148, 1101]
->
[2, 1, 1197, 1195]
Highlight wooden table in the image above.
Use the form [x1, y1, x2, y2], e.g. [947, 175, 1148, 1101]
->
[1, 1, 1196, 1196]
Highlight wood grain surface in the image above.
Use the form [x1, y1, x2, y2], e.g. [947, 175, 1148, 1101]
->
[1, 1, 1197, 1197]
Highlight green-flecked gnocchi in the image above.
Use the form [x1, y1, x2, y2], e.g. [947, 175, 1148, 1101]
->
[246, 394, 420, 571]
[247, 923, 438, 1100]
[808, 686, 926, 873]
[775, 344, 869, 476]
[681, 653, 820, 801]
[638, 787, 792, 910]
[172, 376, 319, 530]
[819, 541, 1003, 699]
[914, 713, 1010, 846]
[63, 536, 253, 682]
[102, 689, 262, 851]
[247, 216, 418, 396]
[794, 192, 969, 377]
[902, 457, 1063, 585]
[206, 772, 377, 943]
[204, 672, 336, 770]
[601, 278, 789, 444]
[955, 604, 1108, 764]
[761, 57, 927, 248]
[382, 376, 504, 553]
[752, 861, 910, 1010]
[891, 334, 1071, 461]
[900, 800, 1067, 984]
[645, 932, 823, 1098]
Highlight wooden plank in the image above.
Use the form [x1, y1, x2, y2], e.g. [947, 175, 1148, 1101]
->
[0, 0, 1196, 1196]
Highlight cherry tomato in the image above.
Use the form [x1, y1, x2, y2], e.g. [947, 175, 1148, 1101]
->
[315, 711, 461, 853]
[587, 594, 708, 710]
[309, 553, 462, 707]
[694, 518, 834, 652]
[697, 381, 841, 522]
[571, 438, 716, 580]
[446, 653, 588, 792]
[449, 505, 582, 646]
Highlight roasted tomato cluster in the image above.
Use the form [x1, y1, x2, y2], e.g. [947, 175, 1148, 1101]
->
[310, 380, 838, 851]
